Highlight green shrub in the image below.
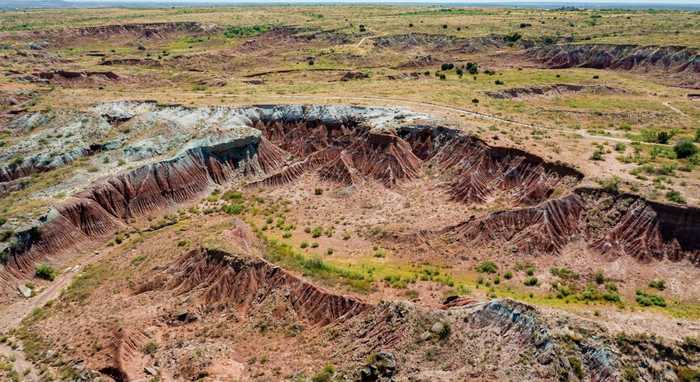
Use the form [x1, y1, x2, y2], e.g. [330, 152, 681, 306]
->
[569, 356, 584, 379]
[524, 276, 538, 286]
[635, 290, 666, 307]
[223, 190, 242, 200]
[648, 279, 666, 291]
[594, 271, 605, 284]
[590, 148, 604, 161]
[504, 271, 513, 280]
[311, 364, 335, 382]
[666, 190, 686, 204]
[311, 227, 322, 238]
[300, 241, 309, 249]
[142, 341, 158, 355]
[657, 131, 671, 144]
[223, 204, 244, 215]
[223, 25, 269, 38]
[475, 261, 498, 274]
[674, 140, 698, 159]
[550, 267, 578, 280]
[35, 264, 56, 281]
[602, 290, 621, 302]
[314, 188, 323, 196]
[599, 176, 620, 194]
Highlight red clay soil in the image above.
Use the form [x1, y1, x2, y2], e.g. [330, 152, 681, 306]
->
[3, 111, 699, 297]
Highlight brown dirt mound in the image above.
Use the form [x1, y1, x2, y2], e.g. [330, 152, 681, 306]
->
[29, 70, 121, 86]
[99, 58, 161, 67]
[252, 121, 423, 187]
[0, 135, 284, 280]
[163, 247, 370, 326]
[444, 187, 700, 263]
[485, 83, 626, 99]
[373, 33, 529, 53]
[33, 22, 210, 41]
[399, 125, 582, 205]
[526, 44, 699, 86]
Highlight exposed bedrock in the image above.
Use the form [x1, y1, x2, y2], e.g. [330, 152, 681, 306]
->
[398, 125, 583, 205]
[526, 44, 699, 79]
[0, 130, 283, 279]
[373, 33, 534, 53]
[2, 102, 700, 288]
[27, 21, 213, 40]
[446, 187, 700, 263]
[164, 247, 370, 325]
[131, 246, 693, 381]
[485, 83, 626, 99]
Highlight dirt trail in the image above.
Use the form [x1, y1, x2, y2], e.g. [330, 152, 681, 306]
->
[0, 266, 81, 333]
[0, 254, 100, 381]
[663, 101, 689, 118]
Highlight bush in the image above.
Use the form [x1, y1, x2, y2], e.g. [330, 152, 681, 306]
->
[524, 276, 538, 286]
[550, 267, 578, 280]
[311, 364, 335, 382]
[314, 188, 323, 195]
[599, 176, 620, 194]
[602, 290, 621, 302]
[223, 204, 244, 215]
[223, 190, 242, 200]
[666, 190, 686, 204]
[504, 271, 513, 280]
[440, 63, 454, 71]
[695, 128, 700, 143]
[594, 271, 605, 284]
[504, 32, 522, 42]
[311, 227, 322, 238]
[657, 131, 671, 144]
[475, 261, 498, 274]
[471, 98, 479, 104]
[223, 25, 269, 38]
[590, 149, 604, 161]
[466, 62, 478, 74]
[649, 279, 666, 291]
[674, 140, 698, 159]
[494, 79, 504, 85]
[35, 264, 56, 281]
[142, 341, 158, 355]
[635, 290, 666, 307]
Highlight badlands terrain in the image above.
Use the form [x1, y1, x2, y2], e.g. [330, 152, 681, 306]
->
[0, 4, 699, 382]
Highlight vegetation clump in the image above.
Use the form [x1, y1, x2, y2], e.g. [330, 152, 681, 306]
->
[35, 263, 56, 281]
[475, 261, 498, 274]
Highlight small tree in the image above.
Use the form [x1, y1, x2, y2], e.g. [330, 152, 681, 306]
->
[674, 139, 698, 159]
